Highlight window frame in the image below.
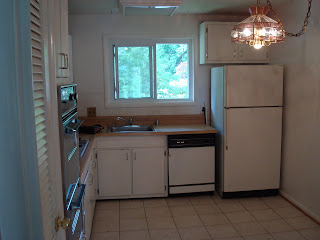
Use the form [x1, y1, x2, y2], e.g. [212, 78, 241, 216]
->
[103, 35, 195, 107]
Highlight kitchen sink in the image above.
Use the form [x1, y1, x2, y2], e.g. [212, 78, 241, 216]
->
[108, 125, 155, 133]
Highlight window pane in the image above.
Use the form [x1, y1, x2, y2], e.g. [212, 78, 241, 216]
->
[117, 47, 151, 99]
[156, 44, 189, 99]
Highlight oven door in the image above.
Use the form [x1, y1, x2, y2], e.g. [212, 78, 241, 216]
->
[63, 118, 83, 190]
[65, 177, 85, 240]
[63, 117, 84, 239]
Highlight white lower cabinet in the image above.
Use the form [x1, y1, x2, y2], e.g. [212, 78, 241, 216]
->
[133, 148, 166, 195]
[81, 152, 97, 240]
[96, 136, 167, 199]
[98, 149, 132, 197]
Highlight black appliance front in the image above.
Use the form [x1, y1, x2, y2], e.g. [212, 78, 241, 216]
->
[58, 84, 78, 121]
[58, 84, 85, 239]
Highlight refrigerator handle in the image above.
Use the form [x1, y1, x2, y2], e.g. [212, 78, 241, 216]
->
[225, 109, 228, 151]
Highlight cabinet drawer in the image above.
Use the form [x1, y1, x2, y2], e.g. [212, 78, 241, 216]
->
[96, 136, 166, 149]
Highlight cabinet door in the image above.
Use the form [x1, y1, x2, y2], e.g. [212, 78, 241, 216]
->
[60, 0, 69, 78]
[54, 0, 62, 77]
[97, 150, 132, 197]
[133, 148, 165, 195]
[239, 44, 269, 62]
[83, 172, 91, 239]
[91, 158, 98, 201]
[85, 161, 96, 239]
[207, 23, 237, 62]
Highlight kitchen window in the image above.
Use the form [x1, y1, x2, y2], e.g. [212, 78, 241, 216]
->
[104, 36, 194, 106]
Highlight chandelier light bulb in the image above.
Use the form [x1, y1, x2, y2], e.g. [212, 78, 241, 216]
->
[254, 43, 263, 49]
[231, 5, 285, 49]
[243, 28, 252, 37]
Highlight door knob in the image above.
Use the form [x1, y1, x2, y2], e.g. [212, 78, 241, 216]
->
[55, 217, 71, 231]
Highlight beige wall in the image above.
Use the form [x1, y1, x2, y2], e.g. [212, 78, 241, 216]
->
[270, 0, 320, 221]
[69, 14, 241, 117]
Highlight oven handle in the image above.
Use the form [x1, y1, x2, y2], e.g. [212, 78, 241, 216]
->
[70, 184, 86, 210]
[66, 183, 78, 211]
[65, 119, 84, 132]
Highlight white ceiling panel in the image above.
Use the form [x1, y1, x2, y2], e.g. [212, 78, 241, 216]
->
[68, 0, 288, 15]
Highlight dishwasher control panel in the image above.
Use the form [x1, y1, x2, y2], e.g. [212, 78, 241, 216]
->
[168, 134, 216, 148]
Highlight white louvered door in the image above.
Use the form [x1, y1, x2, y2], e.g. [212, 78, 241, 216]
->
[30, 0, 64, 239]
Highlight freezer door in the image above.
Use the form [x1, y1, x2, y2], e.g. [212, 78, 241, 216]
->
[224, 107, 282, 192]
[225, 65, 283, 107]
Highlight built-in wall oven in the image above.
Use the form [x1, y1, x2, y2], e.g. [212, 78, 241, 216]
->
[58, 84, 85, 239]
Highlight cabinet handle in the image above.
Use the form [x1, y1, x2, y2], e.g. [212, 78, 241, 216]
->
[134, 152, 136, 160]
[59, 53, 65, 69]
[89, 174, 93, 185]
[66, 54, 69, 69]
[126, 152, 129, 160]
[60, 53, 68, 69]
[233, 50, 236, 58]
[240, 50, 243, 58]
[64, 54, 67, 69]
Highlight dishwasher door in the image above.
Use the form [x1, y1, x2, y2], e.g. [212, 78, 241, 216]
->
[169, 146, 215, 194]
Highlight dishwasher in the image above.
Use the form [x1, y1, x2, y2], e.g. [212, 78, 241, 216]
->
[168, 134, 215, 194]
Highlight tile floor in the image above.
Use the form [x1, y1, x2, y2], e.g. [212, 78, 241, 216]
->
[90, 193, 320, 240]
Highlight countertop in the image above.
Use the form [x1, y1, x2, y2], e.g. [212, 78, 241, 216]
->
[95, 124, 217, 136]
[79, 124, 217, 174]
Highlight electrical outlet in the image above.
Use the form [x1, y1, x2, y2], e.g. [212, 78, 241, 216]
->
[87, 107, 96, 117]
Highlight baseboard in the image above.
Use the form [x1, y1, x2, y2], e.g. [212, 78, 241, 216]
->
[169, 184, 215, 194]
[220, 189, 278, 199]
[279, 190, 320, 224]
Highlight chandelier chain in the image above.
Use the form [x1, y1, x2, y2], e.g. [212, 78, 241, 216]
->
[266, 0, 312, 37]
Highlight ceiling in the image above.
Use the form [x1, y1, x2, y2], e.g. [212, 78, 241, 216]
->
[68, 0, 287, 15]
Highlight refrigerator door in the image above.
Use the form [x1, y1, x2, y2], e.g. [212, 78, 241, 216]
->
[225, 65, 283, 107]
[224, 107, 282, 192]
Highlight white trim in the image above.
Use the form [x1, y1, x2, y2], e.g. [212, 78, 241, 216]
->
[280, 190, 320, 222]
[104, 100, 198, 108]
[103, 34, 196, 108]
[45, 0, 66, 239]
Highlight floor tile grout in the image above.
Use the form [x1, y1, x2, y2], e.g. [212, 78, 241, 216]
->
[118, 200, 120, 239]
[91, 194, 320, 240]
[167, 201, 182, 240]
[189, 194, 215, 240]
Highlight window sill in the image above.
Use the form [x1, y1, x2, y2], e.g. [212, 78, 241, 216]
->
[105, 100, 198, 108]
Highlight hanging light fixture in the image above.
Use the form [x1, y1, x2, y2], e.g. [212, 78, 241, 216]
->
[231, 0, 313, 49]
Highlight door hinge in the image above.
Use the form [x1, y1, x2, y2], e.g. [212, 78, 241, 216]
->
[96, 153, 98, 158]
[226, 146, 228, 150]
[206, 27, 208, 33]
[164, 150, 166, 156]
[165, 185, 167, 191]
[97, 188, 99, 194]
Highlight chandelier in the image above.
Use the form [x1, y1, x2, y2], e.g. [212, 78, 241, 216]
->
[231, 0, 313, 49]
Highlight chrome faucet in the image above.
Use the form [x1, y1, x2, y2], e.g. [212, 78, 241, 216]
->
[116, 117, 134, 126]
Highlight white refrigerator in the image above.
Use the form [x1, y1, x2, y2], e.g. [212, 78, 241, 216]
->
[211, 65, 283, 197]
